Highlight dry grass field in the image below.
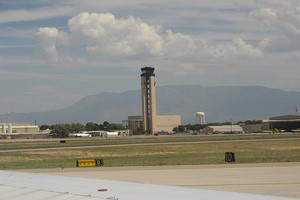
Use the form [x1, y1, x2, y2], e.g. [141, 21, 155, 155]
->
[1, 134, 300, 170]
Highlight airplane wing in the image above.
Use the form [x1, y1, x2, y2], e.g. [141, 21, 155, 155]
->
[0, 170, 298, 200]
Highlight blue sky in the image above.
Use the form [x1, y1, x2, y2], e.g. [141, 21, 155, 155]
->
[0, 0, 300, 114]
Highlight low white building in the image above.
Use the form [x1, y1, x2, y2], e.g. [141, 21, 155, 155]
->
[202, 125, 244, 134]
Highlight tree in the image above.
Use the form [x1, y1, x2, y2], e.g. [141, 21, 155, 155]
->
[40, 124, 50, 131]
[178, 125, 186, 132]
[70, 123, 85, 133]
[102, 121, 110, 130]
[50, 124, 69, 138]
[133, 127, 145, 135]
[85, 122, 99, 131]
[106, 123, 124, 131]
[244, 120, 262, 125]
[172, 127, 178, 132]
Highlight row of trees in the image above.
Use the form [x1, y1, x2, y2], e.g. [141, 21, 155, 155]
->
[40, 121, 125, 138]
[173, 120, 262, 133]
[40, 120, 262, 137]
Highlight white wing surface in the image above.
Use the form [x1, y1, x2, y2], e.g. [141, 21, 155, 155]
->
[0, 170, 298, 200]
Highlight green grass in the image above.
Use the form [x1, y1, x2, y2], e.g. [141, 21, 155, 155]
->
[1, 136, 300, 169]
[1, 134, 299, 150]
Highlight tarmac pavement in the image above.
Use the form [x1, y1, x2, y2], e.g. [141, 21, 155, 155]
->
[22, 162, 300, 198]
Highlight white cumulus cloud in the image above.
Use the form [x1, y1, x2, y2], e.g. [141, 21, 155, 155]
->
[232, 37, 262, 57]
[36, 12, 263, 68]
[251, 5, 300, 52]
[36, 27, 59, 62]
[68, 12, 163, 56]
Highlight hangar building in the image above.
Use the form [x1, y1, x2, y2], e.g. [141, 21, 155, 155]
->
[262, 115, 300, 131]
[1, 123, 39, 134]
[202, 125, 244, 134]
[0, 123, 48, 139]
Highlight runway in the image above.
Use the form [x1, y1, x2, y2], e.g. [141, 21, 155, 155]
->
[22, 162, 300, 198]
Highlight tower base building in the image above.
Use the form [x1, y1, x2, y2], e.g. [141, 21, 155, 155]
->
[128, 115, 181, 135]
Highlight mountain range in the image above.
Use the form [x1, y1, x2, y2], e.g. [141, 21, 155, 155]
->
[1, 85, 300, 125]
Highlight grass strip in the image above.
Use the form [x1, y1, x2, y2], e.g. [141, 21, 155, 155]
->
[0, 138, 299, 169]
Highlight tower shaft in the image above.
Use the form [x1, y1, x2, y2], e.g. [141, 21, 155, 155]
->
[141, 67, 157, 134]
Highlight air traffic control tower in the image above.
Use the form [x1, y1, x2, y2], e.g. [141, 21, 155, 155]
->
[141, 67, 157, 134]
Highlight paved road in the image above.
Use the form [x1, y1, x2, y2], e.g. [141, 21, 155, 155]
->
[22, 162, 300, 198]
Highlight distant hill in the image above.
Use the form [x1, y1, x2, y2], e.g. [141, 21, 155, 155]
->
[1, 85, 300, 125]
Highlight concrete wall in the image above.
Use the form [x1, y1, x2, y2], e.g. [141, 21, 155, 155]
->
[12, 125, 39, 133]
[128, 116, 143, 135]
[241, 124, 263, 133]
[156, 115, 181, 133]
[128, 115, 181, 134]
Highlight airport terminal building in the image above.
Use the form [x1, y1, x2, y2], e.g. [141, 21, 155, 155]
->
[262, 115, 300, 131]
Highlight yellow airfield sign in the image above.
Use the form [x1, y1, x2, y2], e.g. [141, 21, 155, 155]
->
[76, 159, 103, 167]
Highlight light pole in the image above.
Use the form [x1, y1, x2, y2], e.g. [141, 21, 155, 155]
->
[231, 118, 233, 133]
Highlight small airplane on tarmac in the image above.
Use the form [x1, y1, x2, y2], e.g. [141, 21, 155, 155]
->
[292, 129, 300, 133]
[263, 128, 285, 134]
